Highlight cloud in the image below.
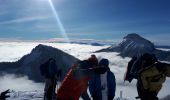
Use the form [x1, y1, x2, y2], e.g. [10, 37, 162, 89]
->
[0, 74, 44, 92]
[0, 11, 8, 16]
[0, 16, 51, 25]
[0, 42, 38, 62]
[0, 37, 22, 41]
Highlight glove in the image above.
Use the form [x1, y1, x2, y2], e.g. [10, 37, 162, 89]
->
[108, 95, 114, 100]
[92, 95, 98, 100]
[92, 67, 108, 74]
[0, 89, 10, 100]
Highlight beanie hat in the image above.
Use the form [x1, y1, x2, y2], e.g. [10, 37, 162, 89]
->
[88, 55, 98, 66]
[99, 59, 109, 67]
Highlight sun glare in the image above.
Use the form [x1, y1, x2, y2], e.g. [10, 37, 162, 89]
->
[48, 0, 70, 43]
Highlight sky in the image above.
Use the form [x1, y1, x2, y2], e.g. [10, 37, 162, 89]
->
[0, 0, 170, 44]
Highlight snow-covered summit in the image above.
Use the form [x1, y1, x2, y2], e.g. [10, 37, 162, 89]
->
[96, 33, 170, 61]
[97, 33, 155, 57]
[124, 33, 145, 40]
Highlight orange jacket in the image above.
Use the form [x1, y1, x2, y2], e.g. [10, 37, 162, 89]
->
[56, 64, 90, 100]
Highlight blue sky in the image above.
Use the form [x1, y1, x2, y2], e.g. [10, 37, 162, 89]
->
[0, 0, 170, 44]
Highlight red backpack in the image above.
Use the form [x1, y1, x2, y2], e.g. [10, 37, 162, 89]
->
[56, 63, 90, 100]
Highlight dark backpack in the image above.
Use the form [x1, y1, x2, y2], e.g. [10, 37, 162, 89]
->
[40, 61, 50, 78]
[130, 53, 158, 79]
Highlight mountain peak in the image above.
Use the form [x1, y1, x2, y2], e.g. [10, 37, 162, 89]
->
[32, 44, 55, 52]
[124, 33, 144, 40]
[96, 33, 155, 57]
[0, 44, 79, 82]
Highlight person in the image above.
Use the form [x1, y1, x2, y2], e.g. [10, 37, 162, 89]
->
[136, 53, 167, 100]
[89, 58, 116, 100]
[125, 53, 170, 100]
[0, 89, 10, 100]
[56, 55, 108, 100]
[40, 58, 59, 100]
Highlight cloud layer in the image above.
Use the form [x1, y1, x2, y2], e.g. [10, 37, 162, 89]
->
[0, 42, 169, 99]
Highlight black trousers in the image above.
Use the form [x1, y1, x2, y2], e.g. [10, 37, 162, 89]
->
[44, 78, 57, 100]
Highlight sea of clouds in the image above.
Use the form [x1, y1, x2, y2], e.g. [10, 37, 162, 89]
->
[0, 42, 169, 99]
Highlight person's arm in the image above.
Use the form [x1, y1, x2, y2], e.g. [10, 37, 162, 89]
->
[73, 67, 93, 80]
[108, 72, 116, 99]
[89, 75, 99, 100]
[0, 89, 10, 99]
[81, 90, 91, 100]
[73, 67, 108, 80]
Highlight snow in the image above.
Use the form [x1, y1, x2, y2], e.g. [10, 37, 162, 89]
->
[7, 90, 43, 100]
[156, 48, 170, 51]
[0, 42, 170, 100]
[98, 33, 156, 58]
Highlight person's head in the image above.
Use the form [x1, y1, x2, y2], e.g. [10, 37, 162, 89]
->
[88, 54, 98, 67]
[99, 58, 109, 70]
[49, 58, 56, 63]
[141, 53, 157, 68]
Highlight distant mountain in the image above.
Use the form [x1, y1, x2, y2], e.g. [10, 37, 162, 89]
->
[0, 44, 79, 82]
[96, 33, 170, 61]
[69, 41, 104, 46]
[91, 43, 103, 46]
[155, 45, 170, 49]
[96, 33, 155, 56]
[47, 38, 114, 46]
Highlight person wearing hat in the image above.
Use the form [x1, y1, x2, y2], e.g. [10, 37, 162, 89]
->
[56, 55, 107, 100]
[89, 58, 116, 100]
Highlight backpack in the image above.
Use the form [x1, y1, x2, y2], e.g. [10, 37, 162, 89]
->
[48, 59, 58, 78]
[130, 53, 158, 79]
[57, 61, 91, 100]
[139, 62, 166, 92]
[40, 60, 50, 78]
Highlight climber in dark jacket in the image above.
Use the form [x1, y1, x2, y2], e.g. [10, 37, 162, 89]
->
[89, 59, 116, 100]
[40, 58, 59, 100]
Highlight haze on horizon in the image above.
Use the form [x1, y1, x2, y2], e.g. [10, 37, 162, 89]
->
[0, 0, 170, 45]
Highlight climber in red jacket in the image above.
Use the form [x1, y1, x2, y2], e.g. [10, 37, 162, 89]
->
[56, 55, 107, 100]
